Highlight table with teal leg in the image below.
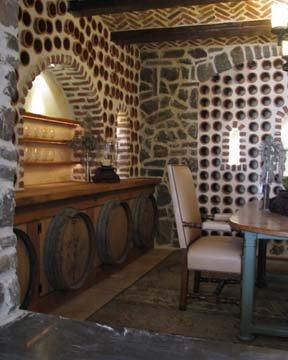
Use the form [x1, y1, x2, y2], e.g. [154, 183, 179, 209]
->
[230, 201, 288, 340]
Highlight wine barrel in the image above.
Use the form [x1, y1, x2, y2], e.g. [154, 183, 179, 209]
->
[44, 208, 95, 290]
[96, 200, 132, 264]
[14, 228, 36, 309]
[132, 194, 158, 249]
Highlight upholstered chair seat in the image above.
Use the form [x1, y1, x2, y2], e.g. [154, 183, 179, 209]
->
[168, 164, 243, 310]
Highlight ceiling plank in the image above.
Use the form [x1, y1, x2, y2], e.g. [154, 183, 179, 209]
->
[68, 0, 243, 16]
[111, 20, 272, 44]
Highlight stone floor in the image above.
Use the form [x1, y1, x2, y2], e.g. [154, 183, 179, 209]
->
[1, 312, 288, 360]
[47, 248, 173, 320]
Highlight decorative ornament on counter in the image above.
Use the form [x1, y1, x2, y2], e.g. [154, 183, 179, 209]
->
[69, 114, 104, 182]
[260, 135, 286, 210]
[92, 165, 120, 183]
[93, 140, 120, 183]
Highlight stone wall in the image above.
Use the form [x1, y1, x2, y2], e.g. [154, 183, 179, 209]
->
[139, 43, 286, 250]
[0, 0, 19, 322]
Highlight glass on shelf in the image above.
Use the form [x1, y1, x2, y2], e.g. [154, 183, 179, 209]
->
[24, 125, 32, 138]
[39, 149, 48, 161]
[24, 147, 32, 161]
[47, 150, 55, 161]
[33, 127, 40, 138]
[31, 147, 40, 161]
[48, 128, 55, 139]
[41, 127, 49, 138]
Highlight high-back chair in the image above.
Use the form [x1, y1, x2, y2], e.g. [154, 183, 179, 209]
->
[168, 164, 242, 310]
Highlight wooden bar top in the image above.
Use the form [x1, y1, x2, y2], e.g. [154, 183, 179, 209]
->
[15, 178, 160, 208]
[229, 201, 288, 238]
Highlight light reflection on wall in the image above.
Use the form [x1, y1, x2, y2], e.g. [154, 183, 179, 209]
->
[25, 70, 73, 119]
[228, 128, 240, 166]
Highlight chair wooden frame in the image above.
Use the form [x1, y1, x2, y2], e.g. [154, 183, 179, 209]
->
[167, 164, 243, 311]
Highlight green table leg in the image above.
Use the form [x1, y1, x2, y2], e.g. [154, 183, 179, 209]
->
[240, 231, 257, 341]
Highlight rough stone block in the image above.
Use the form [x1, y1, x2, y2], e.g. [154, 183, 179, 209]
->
[0, 108, 16, 141]
[0, 0, 18, 28]
[160, 96, 170, 108]
[141, 51, 158, 62]
[159, 81, 169, 95]
[144, 160, 166, 167]
[147, 169, 163, 177]
[162, 49, 185, 58]
[0, 164, 16, 182]
[146, 109, 174, 125]
[196, 62, 215, 82]
[254, 45, 262, 60]
[188, 48, 207, 59]
[156, 130, 177, 143]
[141, 67, 157, 85]
[188, 124, 198, 139]
[0, 188, 15, 227]
[140, 99, 159, 115]
[0, 144, 17, 162]
[140, 149, 150, 162]
[178, 88, 188, 102]
[189, 88, 198, 109]
[0, 233, 16, 249]
[214, 52, 232, 74]
[230, 46, 244, 66]
[161, 67, 180, 82]
[0, 253, 16, 273]
[263, 45, 271, 58]
[153, 144, 168, 158]
[245, 46, 254, 62]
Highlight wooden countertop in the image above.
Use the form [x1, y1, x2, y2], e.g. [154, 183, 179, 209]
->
[229, 201, 288, 238]
[15, 178, 160, 208]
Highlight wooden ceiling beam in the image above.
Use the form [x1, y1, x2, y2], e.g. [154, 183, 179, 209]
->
[68, 0, 243, 17]
[111, 20, 272, 44]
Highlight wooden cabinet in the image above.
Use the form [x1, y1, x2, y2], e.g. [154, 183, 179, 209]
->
[14, 179, 160, 308]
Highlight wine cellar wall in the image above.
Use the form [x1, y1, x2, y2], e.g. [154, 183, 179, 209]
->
[198, 58, 288, 217]
[139, 44, 288, 257]
[16, 0, 141, 188]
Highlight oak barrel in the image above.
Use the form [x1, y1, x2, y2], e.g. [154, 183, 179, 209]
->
[132, 194, 158, 249]
[14, 228, 36, 309]
[96, 200, 132, 264]
[44, 208, 95, 290]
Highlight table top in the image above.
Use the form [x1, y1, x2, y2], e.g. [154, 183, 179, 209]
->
[15, 178, 160, 208]
[229, 201, 288, 238]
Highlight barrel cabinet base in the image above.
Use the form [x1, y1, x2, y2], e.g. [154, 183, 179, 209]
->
[14, 179, 160, 309]
[14, 228, 37, 309]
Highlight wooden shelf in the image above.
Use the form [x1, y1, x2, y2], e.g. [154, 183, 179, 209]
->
[22, 138, 70, 146]
[23, 112, 80, 127]
[24, 161, 80, 166]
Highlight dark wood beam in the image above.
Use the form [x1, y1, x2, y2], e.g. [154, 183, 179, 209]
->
[111, 20, 272, 44]
[68, 0, 243, 17]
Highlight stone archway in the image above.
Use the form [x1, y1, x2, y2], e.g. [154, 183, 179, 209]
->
[15, 55, 103, 188]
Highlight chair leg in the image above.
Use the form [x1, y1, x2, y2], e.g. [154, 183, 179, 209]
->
[179, 249, 189, 311]
[193, 271, 201, 293]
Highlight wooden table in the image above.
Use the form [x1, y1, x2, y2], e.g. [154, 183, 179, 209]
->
[230, 201, 288, 340]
